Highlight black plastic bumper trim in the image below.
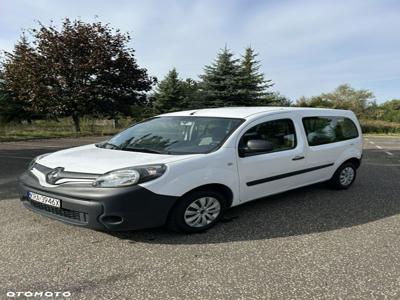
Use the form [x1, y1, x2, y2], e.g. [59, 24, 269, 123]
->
[19, 171, 178, 231]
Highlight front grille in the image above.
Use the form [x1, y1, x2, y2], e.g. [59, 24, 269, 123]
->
[33, 163, 98, 185]
[29, 200, 88, 223]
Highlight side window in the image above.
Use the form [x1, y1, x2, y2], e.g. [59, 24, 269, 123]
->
[239, 119, 297, 156]
[338, 117, 359, 140]
[303, 116, 359, 146]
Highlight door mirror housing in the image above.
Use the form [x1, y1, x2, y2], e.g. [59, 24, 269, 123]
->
[241, 139, 273, 156]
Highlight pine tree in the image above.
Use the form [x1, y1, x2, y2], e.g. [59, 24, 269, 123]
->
[182, 78, 202, 109]
[262, 92, 292, 106]
[238, 47, 273, 105]
[199, 47, 241, 107]
[152, 68, 188, 113]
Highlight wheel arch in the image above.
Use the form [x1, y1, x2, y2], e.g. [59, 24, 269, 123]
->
[180, 183, 234, 208]
[329, 156, 361, 181]
[166, 183, 234, 222]
[342, 157, 361, 169]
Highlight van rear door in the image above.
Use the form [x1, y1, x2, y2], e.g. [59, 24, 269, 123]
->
[301, 115, 360, 183]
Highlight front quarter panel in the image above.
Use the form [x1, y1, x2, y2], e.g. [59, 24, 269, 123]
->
[140, 148, 240, 206]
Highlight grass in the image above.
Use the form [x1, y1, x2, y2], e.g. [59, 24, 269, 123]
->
[0, 117, 134, 142]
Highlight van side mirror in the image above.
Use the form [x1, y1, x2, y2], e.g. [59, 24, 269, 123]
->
[242, 139, 273, 156]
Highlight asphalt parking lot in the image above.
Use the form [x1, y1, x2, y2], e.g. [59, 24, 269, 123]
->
[0, 136, 400, 299]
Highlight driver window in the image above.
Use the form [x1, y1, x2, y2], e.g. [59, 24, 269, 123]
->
[239, 118, 297, 155]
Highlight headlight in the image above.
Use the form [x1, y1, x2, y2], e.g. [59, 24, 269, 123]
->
[28, 153, 51, 170]
[92, 164, 166, 188]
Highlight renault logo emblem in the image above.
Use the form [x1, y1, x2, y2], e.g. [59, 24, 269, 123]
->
[46, 167, 64, 184]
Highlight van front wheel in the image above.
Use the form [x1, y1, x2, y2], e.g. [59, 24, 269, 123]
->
[167, 190, 226, 233]
[329, 162, 357, 189]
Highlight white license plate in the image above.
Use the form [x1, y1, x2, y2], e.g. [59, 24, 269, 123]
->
[28, 192, 61, 208]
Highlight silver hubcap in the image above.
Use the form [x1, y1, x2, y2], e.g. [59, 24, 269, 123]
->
[339, 167, 355, 186]
[184, 197, 221, 228]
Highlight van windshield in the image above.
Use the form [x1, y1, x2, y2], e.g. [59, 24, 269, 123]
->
[97, 116, 244, 155]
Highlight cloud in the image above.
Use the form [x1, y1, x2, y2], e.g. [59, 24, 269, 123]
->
[0, 0, 399, 101]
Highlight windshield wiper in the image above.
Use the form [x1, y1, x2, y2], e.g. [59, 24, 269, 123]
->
[121, 147, 166, 154]
[96, 142, 121, 149]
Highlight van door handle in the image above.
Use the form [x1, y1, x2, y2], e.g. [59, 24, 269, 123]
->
[292, 155, 305, 161]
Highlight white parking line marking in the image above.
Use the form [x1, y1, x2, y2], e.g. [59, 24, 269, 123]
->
[368, 140, 397, 157]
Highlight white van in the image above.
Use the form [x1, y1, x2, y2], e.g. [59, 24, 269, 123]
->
[19, 107, 363, 233]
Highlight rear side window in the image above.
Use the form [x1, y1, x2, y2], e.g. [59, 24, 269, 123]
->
[239, 118, 297, 155]
[303, 116, 359, 146]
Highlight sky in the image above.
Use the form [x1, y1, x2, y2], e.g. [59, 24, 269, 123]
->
[0, 0, 399, 103]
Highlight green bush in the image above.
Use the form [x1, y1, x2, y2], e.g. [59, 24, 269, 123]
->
[360, 119, 400, 134]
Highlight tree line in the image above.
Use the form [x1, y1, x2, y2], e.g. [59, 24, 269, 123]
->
[151, 46, 291, 113]
[0, 19, 288, 132]
[296, 84, 400, 123]
[0, 19, 399, 133]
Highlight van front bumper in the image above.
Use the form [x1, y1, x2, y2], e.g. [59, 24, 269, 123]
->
[18, 171, 178, 231]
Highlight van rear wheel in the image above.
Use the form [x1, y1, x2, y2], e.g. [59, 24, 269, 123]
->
[167, 190, 226, 233]
[329, 162, 357, 189]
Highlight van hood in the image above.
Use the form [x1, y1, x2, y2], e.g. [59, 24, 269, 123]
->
[37, 144, 198, 174]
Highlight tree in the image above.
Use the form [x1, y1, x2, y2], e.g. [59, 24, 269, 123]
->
[380, 99, 400, 122]
[1, 36, 43, 123]
[262, 92, 292, 106]
[237, 47, 273, 105]
[0, 80, 28, 123]
[2, 19, 156, 131]
[198, 46, 275, 108]
[367, 99, 400, 123]
[199, 47, 241, 107]
[151, 68, 195, 113]
[296, 84, 375, 117]
[182, 78, 202, 109]
[296, 95, 331, 108]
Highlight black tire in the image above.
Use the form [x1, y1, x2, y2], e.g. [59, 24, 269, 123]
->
[329, 162, 357, 190]
[167, 189, 226, 233]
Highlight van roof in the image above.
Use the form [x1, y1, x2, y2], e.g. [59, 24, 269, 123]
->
[159, 107, 351, 119]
